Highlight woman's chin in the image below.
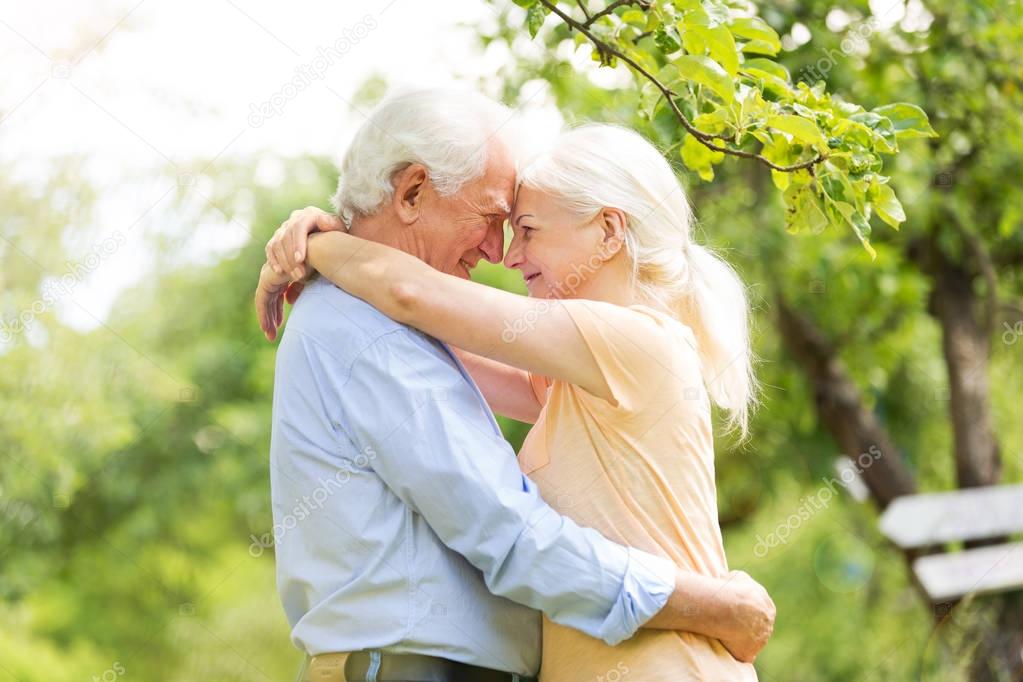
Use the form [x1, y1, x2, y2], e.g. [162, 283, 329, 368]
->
[524, 274, 546, 297]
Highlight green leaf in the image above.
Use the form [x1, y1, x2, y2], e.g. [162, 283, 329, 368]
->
[740, 58, 793, 97]
[526, 4, 547, 38]
[830, 119, 874, 148]
[639, 80, 663, 120]
[702, 1, 731, 27]
[693, 109, 733, 136]
[511, 0, 537, 7]
[680, 22, 708, 55]
[675, 54, 734, 103]
[655, 26, 683, 53]
[688, 25, 739, 76]
[767, 114, 827, 150]
[730, 17, 781, 54]
[850, 112, 898, 153]
[740, 39, 780, 56]
[624, 46, 661, 75]
[783, 182, 828, 234]
[835, 201, 876, 258]
[621, 8, 648, 27]
[869, 181, 906, 229]
[772, 169, 789, 191]
[680, 133, 725, 181]
[740, 58, 789, 81]
[872, 103, 938, 139]
[761, 132, 793, 163]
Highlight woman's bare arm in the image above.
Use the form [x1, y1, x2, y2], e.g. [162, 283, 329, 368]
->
[450, 347, 541, 424]
[303, 231, 617, 402]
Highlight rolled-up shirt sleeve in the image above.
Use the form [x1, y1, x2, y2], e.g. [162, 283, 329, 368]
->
[332, 328, 675, 645]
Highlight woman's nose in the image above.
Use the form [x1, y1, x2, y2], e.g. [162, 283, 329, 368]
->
[504, 233, 524, 269]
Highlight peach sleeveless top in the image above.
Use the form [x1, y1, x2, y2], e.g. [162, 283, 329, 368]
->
[518, 300, 756, 682]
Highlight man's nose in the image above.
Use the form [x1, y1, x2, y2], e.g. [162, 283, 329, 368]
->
[479, 220, 505, 264]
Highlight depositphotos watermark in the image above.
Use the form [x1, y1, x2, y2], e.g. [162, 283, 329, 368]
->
[752, 445, 882, 558]
[247, 15, 378, 127]
[795, 16, 879, 85]
[0, 230, 127, 343]
[90, 662, 125, 682]
[1002, 321, 1022, 345]
[249, 446, 376, 557]
[596, 662, 630, 682]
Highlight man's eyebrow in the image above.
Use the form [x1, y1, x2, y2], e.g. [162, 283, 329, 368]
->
[514, 213, 534, 226]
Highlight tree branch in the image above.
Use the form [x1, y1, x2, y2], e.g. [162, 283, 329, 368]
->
[540, 0, 825, 173]
[574, 0, 591, 22]
[582, 0, 646, 28]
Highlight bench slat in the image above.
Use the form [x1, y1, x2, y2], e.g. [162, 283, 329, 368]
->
[913, 541, 1023, 602]
[879, 484, 1023, 549]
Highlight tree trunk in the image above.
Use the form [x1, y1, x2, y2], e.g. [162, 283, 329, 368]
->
[910, 235, 1017, 682]
[774, 295, 917, 508]
[921, 240, 1002, 489]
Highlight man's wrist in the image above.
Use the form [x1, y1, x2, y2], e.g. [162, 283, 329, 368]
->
[595, 548, 675, 646]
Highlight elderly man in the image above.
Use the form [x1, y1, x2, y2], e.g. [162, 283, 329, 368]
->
[256, 88, 774, 682]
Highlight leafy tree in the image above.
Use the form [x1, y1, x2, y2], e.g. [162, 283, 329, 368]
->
[489, 0, 1022, 679]
[511, 0, 935, 255]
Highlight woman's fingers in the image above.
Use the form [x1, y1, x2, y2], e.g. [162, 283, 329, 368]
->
[274, 295, 284, 338]
[255, 286, 274, 341]
[258, 206, 348, 340]
[272, 231, 291, 278]
[265, 241, 281, 275]
[265, 207, 344, 278]
[284, 226, 305, 280]
[267, 225, 288, 274]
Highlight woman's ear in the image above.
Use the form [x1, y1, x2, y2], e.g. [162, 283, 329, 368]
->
[597, 208, 627, 261]
[391, 164, 429, 224]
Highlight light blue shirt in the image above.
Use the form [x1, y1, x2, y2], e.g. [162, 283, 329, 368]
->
[269, 278, 675, 676]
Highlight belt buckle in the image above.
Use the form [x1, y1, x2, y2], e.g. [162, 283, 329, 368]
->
[306, 652, 349, 682]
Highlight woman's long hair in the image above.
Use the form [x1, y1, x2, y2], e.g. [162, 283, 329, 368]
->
[518, 124, 757, 435]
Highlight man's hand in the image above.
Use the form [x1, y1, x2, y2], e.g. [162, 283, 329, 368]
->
[265, 206, 346, 281]
[645, 568, 775, 663]
[255, 262, 310, 341]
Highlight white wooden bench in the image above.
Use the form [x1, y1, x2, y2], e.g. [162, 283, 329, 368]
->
[878, 484, 1023, 602]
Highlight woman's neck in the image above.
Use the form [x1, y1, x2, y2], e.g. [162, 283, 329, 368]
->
[568, 253, 640, 308]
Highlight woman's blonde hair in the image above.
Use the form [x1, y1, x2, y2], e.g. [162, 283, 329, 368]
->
[518, 124, 756, 435]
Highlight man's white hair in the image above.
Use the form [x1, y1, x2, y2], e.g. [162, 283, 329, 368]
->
[331, 87, 517, 227]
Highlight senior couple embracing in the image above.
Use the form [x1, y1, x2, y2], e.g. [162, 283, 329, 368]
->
[255, 87, 775, 682]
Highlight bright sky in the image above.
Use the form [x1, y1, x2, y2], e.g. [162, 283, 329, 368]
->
[0, 0, 566, 332]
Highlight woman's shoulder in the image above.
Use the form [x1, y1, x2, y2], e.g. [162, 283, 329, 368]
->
[627, 304, 699, 349]
[556, 299, 703, 410]
[559, 299, 698, 357]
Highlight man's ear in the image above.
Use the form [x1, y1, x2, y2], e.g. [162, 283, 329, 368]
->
[597, 208, 628, 261]
[391, 163, 429, 224]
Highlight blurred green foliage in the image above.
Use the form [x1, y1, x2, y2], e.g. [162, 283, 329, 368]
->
[3, 1, 1022, 680]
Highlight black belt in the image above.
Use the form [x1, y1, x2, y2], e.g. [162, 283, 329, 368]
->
[328, 651, 536, 682]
